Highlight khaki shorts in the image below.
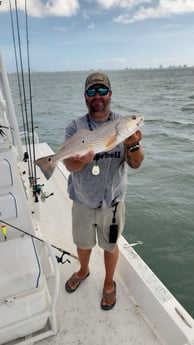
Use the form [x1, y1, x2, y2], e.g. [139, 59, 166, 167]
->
[72, 201, 125, 252]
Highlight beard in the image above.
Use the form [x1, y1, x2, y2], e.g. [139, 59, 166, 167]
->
[86, 97, 111, 117]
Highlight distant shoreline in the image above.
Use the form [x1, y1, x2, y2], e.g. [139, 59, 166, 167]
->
[7, 65, 194, 74]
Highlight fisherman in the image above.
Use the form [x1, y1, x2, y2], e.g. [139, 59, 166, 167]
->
[64, 71, 144, 310]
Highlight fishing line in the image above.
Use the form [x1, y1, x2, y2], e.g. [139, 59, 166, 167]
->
[9, 0, 29, 164]
[0, 219, 79, 262]
[24, 0, 39, 200]
[14, 0, 33, 172]
[9, 0, 40, 201]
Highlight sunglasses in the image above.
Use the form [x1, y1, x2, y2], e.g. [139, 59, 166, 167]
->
[86, 87, 110, 97]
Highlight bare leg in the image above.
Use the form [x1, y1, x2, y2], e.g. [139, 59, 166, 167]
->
[101, 244, 119, 307]
[77, 247, 91, 276]
[66, 247, 91, 290]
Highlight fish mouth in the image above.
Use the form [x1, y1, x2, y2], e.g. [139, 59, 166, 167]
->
[137, 116, 144, 126]
[131, 115, 144, 127]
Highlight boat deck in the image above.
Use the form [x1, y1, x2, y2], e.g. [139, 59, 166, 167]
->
[32, 143, 165, 345]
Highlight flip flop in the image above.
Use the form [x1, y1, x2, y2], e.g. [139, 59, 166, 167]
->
[101, 281, 116, 311]
[65, 272, 90, 293]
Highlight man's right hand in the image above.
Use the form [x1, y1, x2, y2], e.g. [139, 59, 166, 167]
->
[64, 151, 95, 172]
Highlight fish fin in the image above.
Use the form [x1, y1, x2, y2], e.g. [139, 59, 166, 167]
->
[115, 120, 137, 139]
[35, 155, 56, 180]
[115, 121, 126, 136]
[105, 135, 117, 151]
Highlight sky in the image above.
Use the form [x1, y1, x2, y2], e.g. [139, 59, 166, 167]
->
[0, 0, 194, 72]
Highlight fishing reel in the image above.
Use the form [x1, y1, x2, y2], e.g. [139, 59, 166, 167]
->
[31, 181, 54, 202]
[56, 252, 71, 265]
[40, 190, 54, 202]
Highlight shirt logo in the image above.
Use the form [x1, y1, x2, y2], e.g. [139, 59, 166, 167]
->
[94, 151, 121, 160]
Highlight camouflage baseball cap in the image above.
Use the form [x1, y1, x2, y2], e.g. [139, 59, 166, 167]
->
[85, 72, 111, 90]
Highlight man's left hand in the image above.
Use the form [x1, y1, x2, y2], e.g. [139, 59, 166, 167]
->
[124, 129, 142, 147]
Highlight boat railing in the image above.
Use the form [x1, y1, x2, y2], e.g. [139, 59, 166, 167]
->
[19, 130, 39, 145]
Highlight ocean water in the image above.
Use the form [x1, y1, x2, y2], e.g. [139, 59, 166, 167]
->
[8, 68, 194, 317]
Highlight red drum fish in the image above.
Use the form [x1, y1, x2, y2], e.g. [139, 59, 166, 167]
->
[35, 114, 144, 179]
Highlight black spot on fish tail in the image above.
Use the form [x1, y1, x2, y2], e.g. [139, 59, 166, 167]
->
[35, 154, 56, 180]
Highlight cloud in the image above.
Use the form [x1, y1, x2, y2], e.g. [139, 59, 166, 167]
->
[96, 0, 151, 10]
[87, 22, 96, 30]
[53, 26, 71, 33]
[2, 0, 194, 21]
[82, 10, 90, 20]
[163, 23, 187, 29]
[114, 0, 194, 23]
[1, 0, 79, 17]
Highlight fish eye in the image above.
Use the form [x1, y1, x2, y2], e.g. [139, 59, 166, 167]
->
[132, 115, 136, 120]
[82, 140, 85, 143]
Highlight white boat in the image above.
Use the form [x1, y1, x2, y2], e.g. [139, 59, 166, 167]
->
[1, 51, 194, 345]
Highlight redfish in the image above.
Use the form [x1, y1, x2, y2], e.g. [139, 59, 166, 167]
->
[35, 114, 144, 179]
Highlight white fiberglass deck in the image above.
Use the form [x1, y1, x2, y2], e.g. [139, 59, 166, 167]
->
[33, 143, 165, 345]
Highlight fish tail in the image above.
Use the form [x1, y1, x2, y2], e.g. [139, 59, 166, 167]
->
[35, 155, 57, 180]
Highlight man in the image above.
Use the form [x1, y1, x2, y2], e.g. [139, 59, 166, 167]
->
[64, 71, 144, 310]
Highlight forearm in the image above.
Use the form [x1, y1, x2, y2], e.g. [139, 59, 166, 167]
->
[123, 129, 144, 168]
[124, 144, 144, 169]
[64, 151, 95, 172]
[64, 157, 86, 172]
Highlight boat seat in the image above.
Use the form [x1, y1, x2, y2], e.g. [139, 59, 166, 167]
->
[0, 235, 59, 345]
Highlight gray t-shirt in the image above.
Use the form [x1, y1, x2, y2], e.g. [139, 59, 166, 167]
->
[65, 112, 128, 208]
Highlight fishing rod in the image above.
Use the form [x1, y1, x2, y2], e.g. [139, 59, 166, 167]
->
[9, 0, 29, 161]
[24, 0, 39, 200]
[0, 219, 79, 262]
[9, 0, 40, 202]
[13, 0, 34, 172]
